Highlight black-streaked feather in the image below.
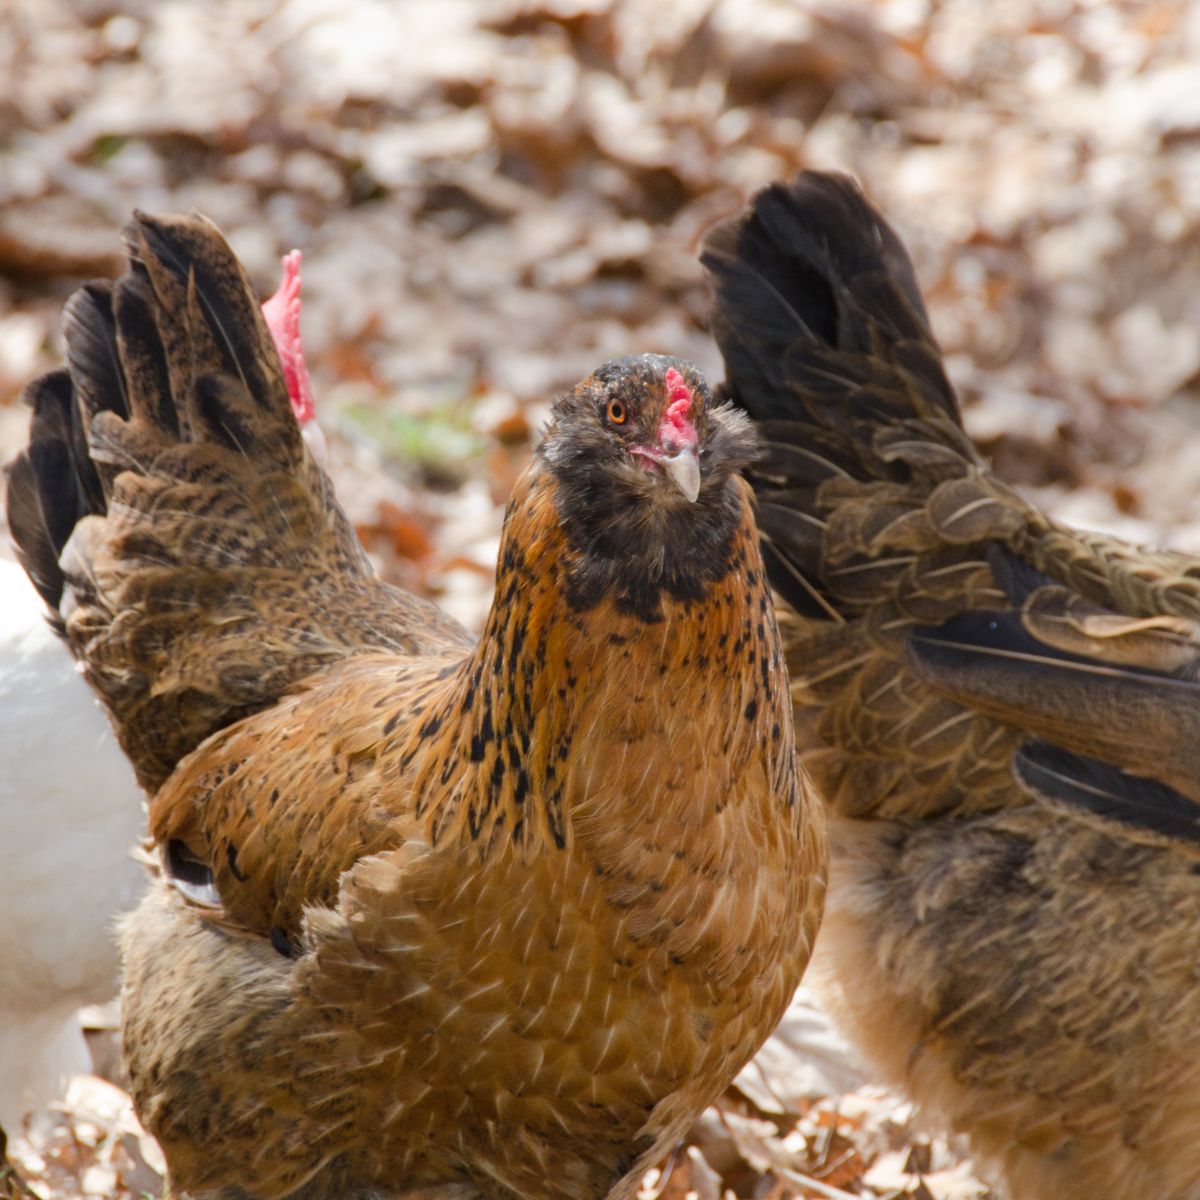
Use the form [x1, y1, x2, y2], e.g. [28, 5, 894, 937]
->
[1016, 740, 1200, 855]
[112, 269, 178, 437]
[909, 610, 1200, 805]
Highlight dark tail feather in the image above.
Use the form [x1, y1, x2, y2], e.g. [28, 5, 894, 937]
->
[1016, 740, 1200, 856]
[63, 280, 130, 483]
[110, 267, 179, 438]
[6, 361, 109, 613]
[701, 170, 979, 625]
[7, 450, 66, 616]
[119, 211, 303, 465]
[701, 169, 960, 428]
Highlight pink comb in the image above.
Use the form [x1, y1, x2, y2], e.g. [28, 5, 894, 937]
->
[664, 367, 691, 405]
[660, 367, 697, 449]
[261, 250, 316, 425]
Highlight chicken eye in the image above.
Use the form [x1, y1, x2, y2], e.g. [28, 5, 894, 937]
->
[606, 398, 628, 426]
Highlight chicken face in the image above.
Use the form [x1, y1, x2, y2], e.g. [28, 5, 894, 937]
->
[541, 353, 760, 620]
[582, 356, 702, 503]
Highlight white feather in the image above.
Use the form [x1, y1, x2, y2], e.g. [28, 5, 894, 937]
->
[0, 560, 145, 1128]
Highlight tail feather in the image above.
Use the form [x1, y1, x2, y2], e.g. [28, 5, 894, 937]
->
[110, 268, 180, 437]
[8, 369, 99, 612]
[7, 211, 466, 794]
[1016, 740, 1200, 856]
[120, 212, 304, 466]
[702, 170, 960, 431]
[701, 171, 989, 637]
[64, 281, 130, 459]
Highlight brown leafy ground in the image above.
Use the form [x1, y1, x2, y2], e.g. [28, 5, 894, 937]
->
[2, 0, 1199, 1196]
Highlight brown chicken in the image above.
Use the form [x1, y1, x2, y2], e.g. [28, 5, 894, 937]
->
[702, 170, 1200, 1200]
[6, 214, 826, 1200]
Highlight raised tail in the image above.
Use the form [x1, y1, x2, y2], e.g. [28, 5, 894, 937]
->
[702, 170, 958, 427]
[701, 171, 1021, 627]
[697, 173, 1031, 820]
[6, 213, 465, 793]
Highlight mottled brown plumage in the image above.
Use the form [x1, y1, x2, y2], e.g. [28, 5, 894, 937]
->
[7, 213, 825, 1200]
[703, 171, 1200, 1200]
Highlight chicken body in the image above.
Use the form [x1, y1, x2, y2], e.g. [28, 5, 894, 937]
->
[7, 214, 824, 1200]
[703, 171, 1200, 1200]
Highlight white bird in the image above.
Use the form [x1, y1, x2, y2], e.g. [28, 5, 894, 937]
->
[0, 249, 322, 1133]
[0, 557, 143, 1131]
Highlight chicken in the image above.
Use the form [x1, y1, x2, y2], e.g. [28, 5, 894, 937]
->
[0, 247, 323, 1153]
[702, 170, 1200, 1200]
[5, 212, 825, 1200]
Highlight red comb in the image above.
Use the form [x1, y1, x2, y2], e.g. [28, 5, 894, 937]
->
[665, 367, 691, 406]
[659, 367, 697, 450]
[261, 250, 316, 425]
[663, 367, 694, 439]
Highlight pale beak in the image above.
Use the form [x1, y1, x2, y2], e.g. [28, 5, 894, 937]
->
[660, 445, 701, 503]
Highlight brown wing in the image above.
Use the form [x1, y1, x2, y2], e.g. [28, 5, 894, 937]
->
[6, 212, 470, 794]
[908, 547, 1200, 851]
[146, 650, 466, 941]
[702, 170, 1200, 836]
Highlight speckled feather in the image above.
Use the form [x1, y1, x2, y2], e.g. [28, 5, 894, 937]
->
[7, 213, 825, 1200]
[703, 171, 1200, 1200]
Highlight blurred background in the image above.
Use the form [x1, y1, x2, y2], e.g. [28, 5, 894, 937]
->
[1, 0, 1199, 1195]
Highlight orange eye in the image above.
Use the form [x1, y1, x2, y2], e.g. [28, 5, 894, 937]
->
[606, 398, 627, 425]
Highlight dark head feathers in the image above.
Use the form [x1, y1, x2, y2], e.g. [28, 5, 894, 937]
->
[540, 353, 760, 622]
